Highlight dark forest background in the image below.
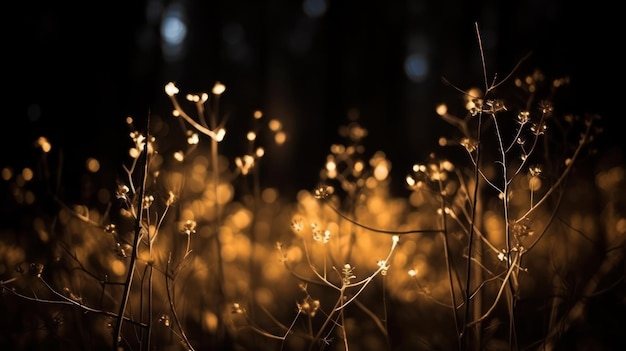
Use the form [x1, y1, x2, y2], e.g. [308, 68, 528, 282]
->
[2, 0, 622, 202]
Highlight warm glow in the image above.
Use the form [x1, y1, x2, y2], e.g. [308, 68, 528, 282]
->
[528, 176, 542, 191]
[111, 259, 126, 276]
[268, 119, 281, 131]
[174, 151, 185, 162]
[274, 131, 286, 145]
[262, 188, 278, 203]
[413, 164, 426, 173]
[406, 175, 415, 187]
[217, 183, 234, 205]
[235, 155, 255, 175]
[255, 147, 265, 157]
[353, 160, 364, 174]
[37, 136, 52, 153]
[212, 82, 226, 95]
[165, 82, 179, 96]
[21, 168, 34, 182]
[331, 144, 345, 154]
[231, 208, 252, 229]
[1, 167, 12, 181]
[326, 159, 336, 172]
[263, 261, 283, 281]
[86, 158, 100, 173]
[187, 132, 199, 145]
[467, 87, 482, 99]
[616, 218, 626, 233]
[436, 104, 447, 116]
[215, 128, 226, 142]
[203, 311, 218, 332]
[373, 162, 389, 181]
[2, 44, 612, 351]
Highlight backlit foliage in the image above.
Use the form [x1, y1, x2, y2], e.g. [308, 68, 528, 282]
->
[1, 37, 624, 351]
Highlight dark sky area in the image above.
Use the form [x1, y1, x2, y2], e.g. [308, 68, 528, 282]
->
[2, 0, 621, 202]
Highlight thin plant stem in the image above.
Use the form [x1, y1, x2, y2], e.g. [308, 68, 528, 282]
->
[210, 93, 229, 347]
[113, 115, 150, 350]
[437, 181, 462, 351]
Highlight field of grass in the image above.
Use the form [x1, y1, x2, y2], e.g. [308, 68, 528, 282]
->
[1, 29, 625, 351]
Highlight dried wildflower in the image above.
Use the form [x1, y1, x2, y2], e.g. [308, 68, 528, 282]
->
[164, 82, 179, 96]
[469, 105, 481, 117]
[460, 137, 479, 153]
[30, 263, 44, 278]
[104, 223, 117, 234]
[539, 100, 553, 115]
[235, 155, 255, 175]
[311, 223, 330, 243]
[341, 264, 356, 285]
[297, 296, 320, 317]
[115, 242, 131, 258]
[291, 218, 304, 232]
[517, 111, 530, 124]
[165, 191, 177, 206]
[530, 122, 547, 136]
[313, 184, 334, 199]
[181, 220, 197, 236]
[276, 242, 288, 262]
[511, 219, 534, 240]
[322, 230, 331, 243]
[129, 131, 151, 155]
[116, 184, 130, 201]
[232, 303, 245, 314]
[485, 99, 507, 114]
[529, 165, 542, 177]
[466, 96, 484, 116]
[142, 195, 155, 209]
[377, 260, 390, 275]
[158, 314, 171, 327]
[187, 132, 199, 145]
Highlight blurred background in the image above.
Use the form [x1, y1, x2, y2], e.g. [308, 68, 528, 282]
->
[2, 0, 620, 202]
[1, 2, 624, 350]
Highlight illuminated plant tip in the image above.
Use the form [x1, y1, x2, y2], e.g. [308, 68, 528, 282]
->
[181, 219, 197, 235]
[164, 82, 179, 96]
[212, 82, 226, 95]
[313, 184, 334, 199]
